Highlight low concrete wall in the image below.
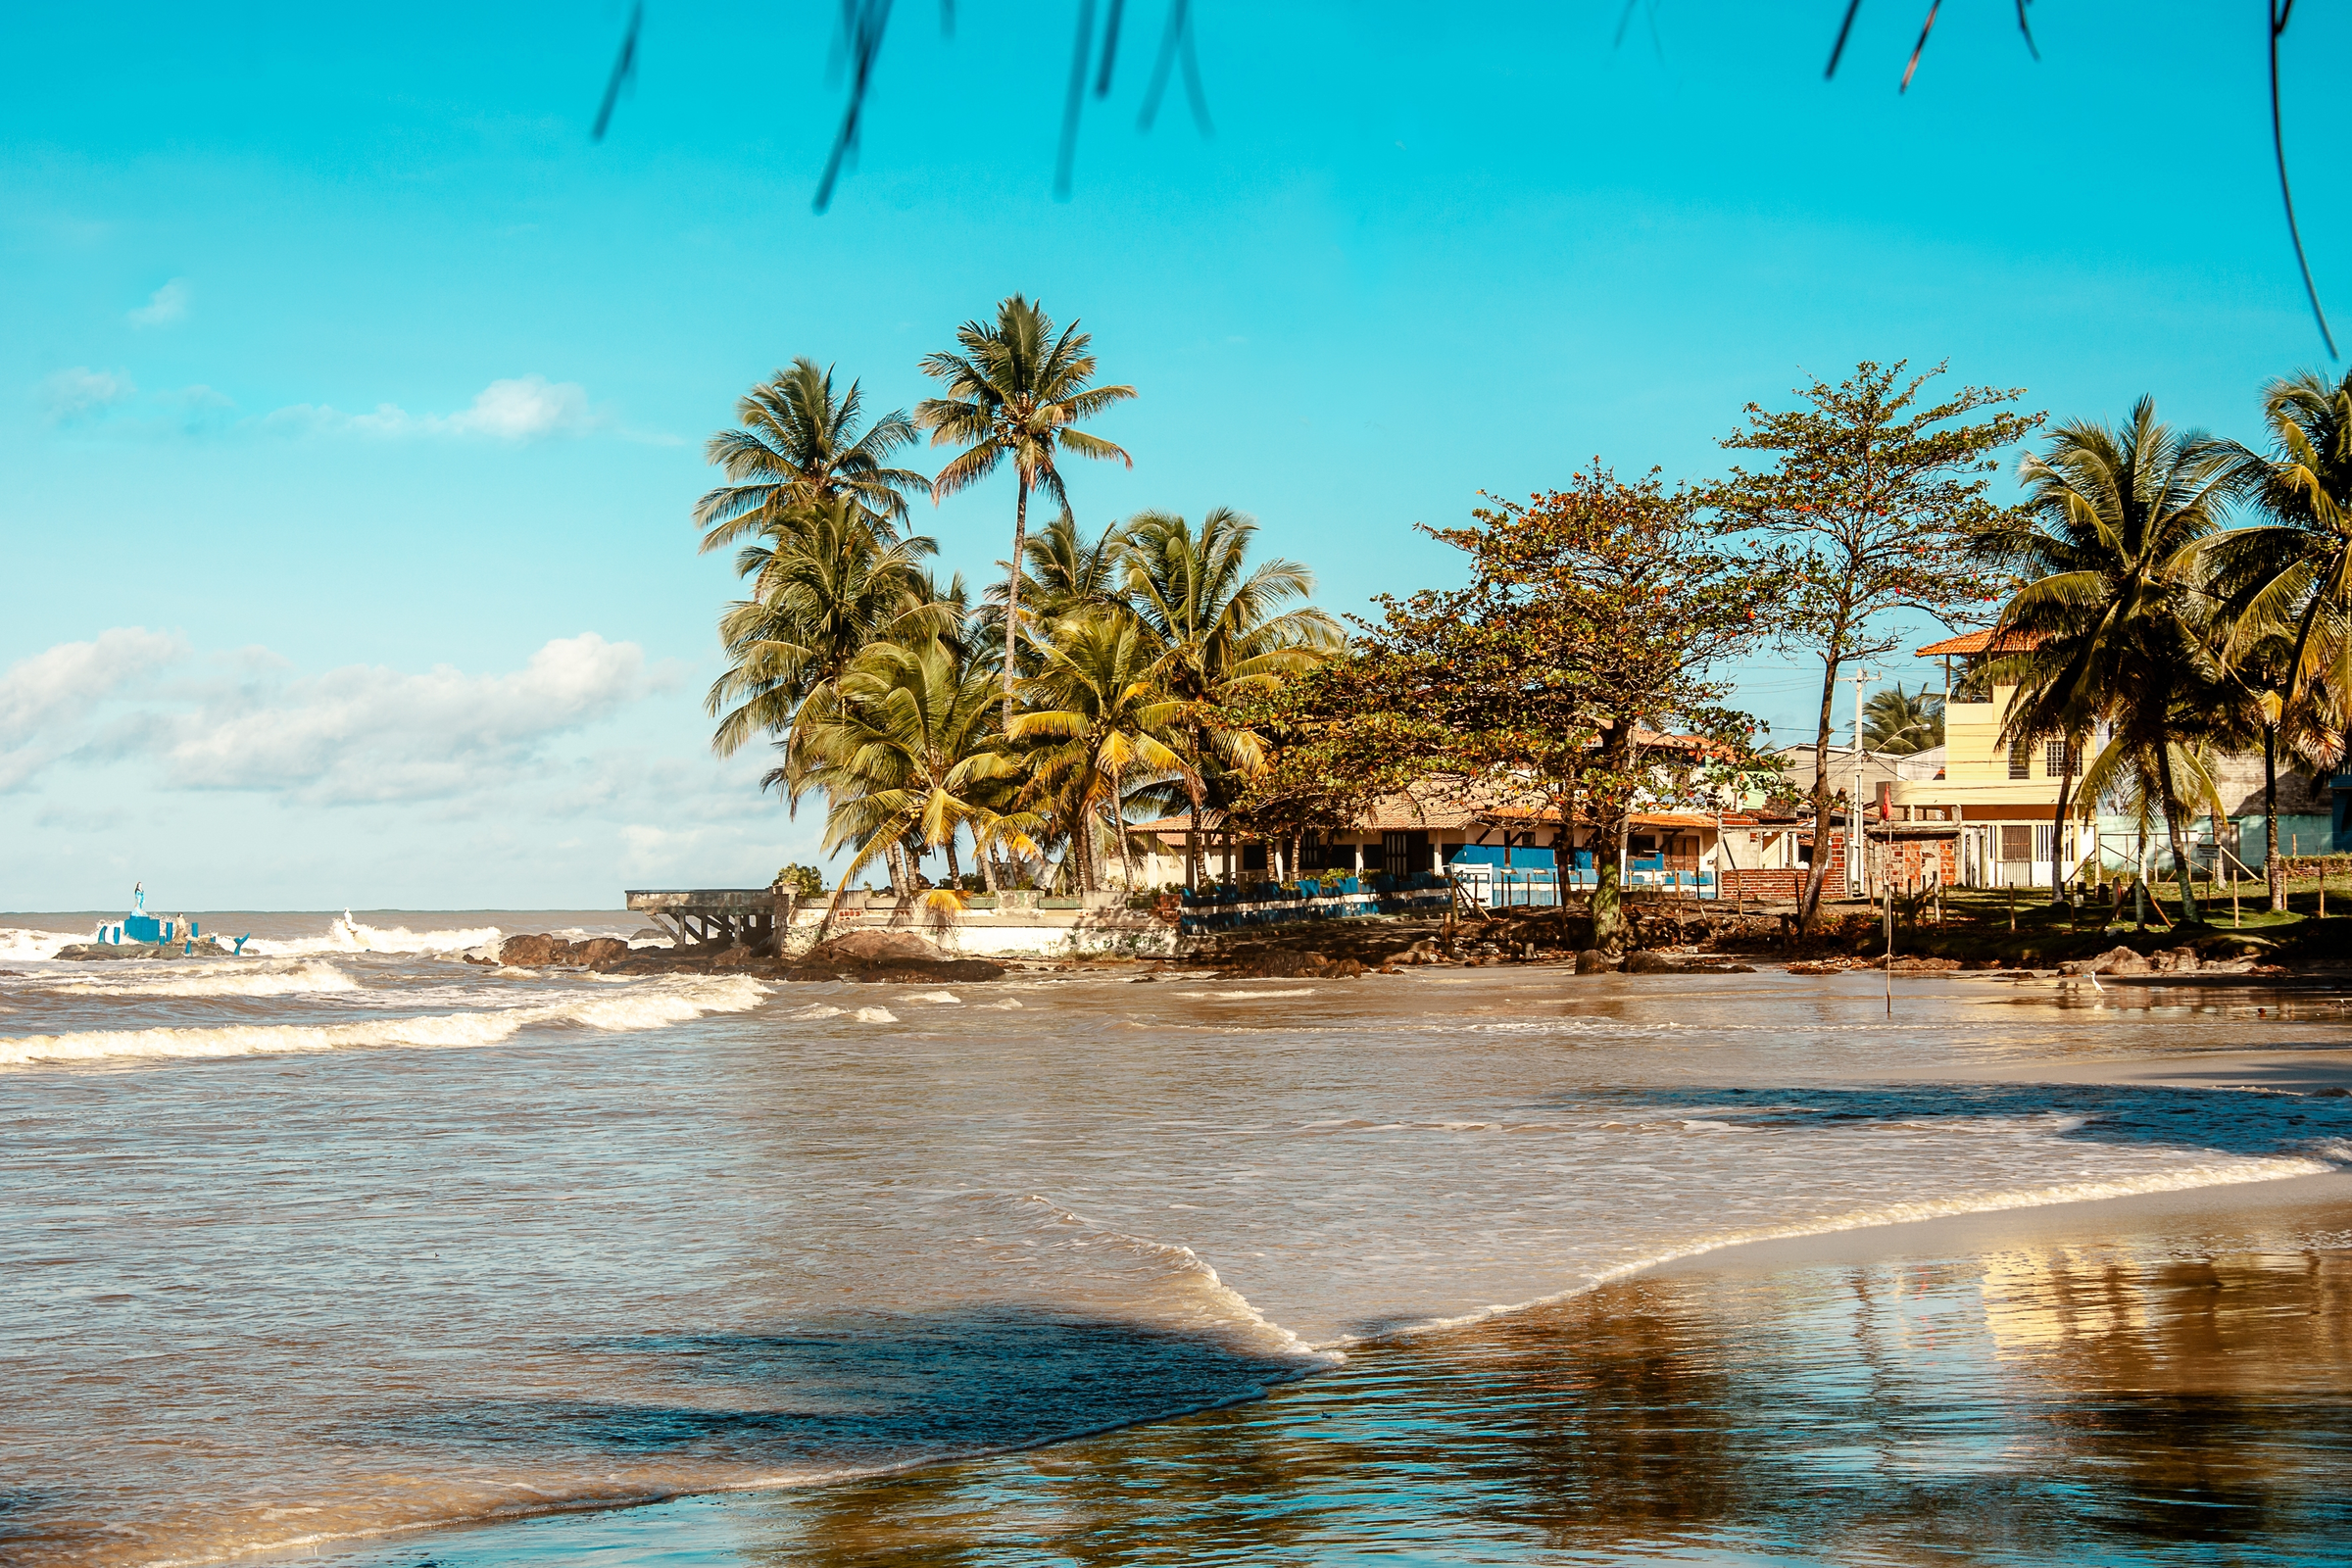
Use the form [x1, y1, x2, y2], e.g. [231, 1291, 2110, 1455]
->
[785, 892, 1177, 958]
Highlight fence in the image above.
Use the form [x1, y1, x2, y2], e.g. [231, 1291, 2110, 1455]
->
[1175, 873, 1450, 934]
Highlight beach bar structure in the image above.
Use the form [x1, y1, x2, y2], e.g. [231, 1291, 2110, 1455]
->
[625, 888, 786, 949]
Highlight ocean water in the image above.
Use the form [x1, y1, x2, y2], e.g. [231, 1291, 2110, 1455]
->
[2, 909, 2348, 1567]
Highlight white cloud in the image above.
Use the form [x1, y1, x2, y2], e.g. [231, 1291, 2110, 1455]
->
[127, 278, 191, 327]
[0, 627, 188, 789]
[264, 373, 603, 443]
[0, 631, 649, 802]
[161, 633, 649, 802]
[40, 367, 137, 422]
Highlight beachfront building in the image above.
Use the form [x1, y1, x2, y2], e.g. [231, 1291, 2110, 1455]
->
[1130, 770, 1757, 905]
[1883, 630, 2091, 889]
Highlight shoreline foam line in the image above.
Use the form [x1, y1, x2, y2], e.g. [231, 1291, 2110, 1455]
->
[1301, 1152, 2345, 1349]
[0, 975, 770, 1066]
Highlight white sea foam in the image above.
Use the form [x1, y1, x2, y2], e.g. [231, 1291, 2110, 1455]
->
[975, 998, 1025, 1009]
[901, 991, 960, 1004]
[1186, 989, 1316, 1000]
[37, 961, 362, 999]
[1015, 1194, 1335, 1366]
[852, 1006, 898, 1023]
[0, 928, 83, 963]
[1310, 1152, 2341, 1348]
[0, 975, 769, 1067]
[245, 912, 506, 958]
[792, 1004, 847, 1020]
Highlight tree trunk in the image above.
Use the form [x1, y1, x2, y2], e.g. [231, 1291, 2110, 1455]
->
[2267, 723, 2286, 911]
[945, 834, 962, 890]
[1798, 651, 1843, 935]
[2153, 745, 2201, 924]
[1590, 720, 1634, 953]
[2047, 737, 2078, 905]
[1114, 772, 1139, 889]
[978, 829, 998, 893]
[1002, 474, 1030, 732]
[1076, 811, 1097, 893]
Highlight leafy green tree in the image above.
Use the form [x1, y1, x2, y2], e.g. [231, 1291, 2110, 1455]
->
[916, 296, 1136, 726]
[1011, 612, 1194, 892]
[1862, 684, 1944, 755]
[1352, 467, 1778, 952]
[693, 359, 927, 553]
[1121, 506, 1343, 883]
[1711, 361, 2036, 932]
[1975, 399, 2239, 921]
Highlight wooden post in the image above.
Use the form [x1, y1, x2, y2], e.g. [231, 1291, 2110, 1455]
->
[2008, 884, 2016, 932]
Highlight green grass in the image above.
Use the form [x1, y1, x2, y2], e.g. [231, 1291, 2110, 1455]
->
[1807, 878, 2352, 965]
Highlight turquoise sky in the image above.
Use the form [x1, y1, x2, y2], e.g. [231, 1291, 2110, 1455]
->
[6, 2, 2347, 908]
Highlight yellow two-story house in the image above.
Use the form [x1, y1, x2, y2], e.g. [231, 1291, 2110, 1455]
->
[1886, 630, 2098, 890]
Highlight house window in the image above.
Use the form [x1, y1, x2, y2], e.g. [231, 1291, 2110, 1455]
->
[2043, 739, 2078, 776]
[1242, 844, 1269, 873]
[2000, 824, 2033, 861]
[1381, 830, 1427, 878]
[2033, 823, 2054, 862]
[2008, 740, 2031, 780]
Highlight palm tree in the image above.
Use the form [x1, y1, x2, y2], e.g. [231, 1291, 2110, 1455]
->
[915, 296, 1137, 727]
[1861, 684, 1943, 755]
[798, 635, 1032, 895]
[2204, 367, 2352, 906]
[1975, 399, 2240, 921]
[1121, 507, 1345, 884]
[1011, 612, 1195, 892]
[977, 505, 1133, 664]
[706, 497, 959, 799]
[694, 359, 928, 553]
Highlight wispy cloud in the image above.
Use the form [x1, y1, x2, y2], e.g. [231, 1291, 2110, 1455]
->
[40, 367, 137, 422]
[126, 277, 191, 327]
[0, 628, 189, 789]
[2, 631, 654, 802]
[264, 374, 607, 442]
[38, 368, 235, 435]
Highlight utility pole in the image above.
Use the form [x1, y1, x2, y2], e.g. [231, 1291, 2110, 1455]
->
[1845, 668, 1878, 901]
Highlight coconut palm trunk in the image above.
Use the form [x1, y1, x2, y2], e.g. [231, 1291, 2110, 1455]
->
[2154, 747, 2202, 924]
[1003, 474, 1030, 730]
[2266, 725, 2286, 911]
[2047, 739, 2079, 905]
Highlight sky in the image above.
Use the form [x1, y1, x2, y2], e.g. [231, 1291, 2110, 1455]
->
[5, 1, 2349, 910]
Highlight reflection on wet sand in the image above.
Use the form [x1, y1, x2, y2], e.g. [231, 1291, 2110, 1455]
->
[707, 1243, 2352, 1567]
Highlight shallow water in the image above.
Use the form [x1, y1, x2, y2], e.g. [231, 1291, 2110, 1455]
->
[3, 910, 2349, 1566]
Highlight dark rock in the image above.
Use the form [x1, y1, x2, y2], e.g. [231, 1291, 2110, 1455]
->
[801, 930, 945, 967]
[498, 934, 569, 966]
[573, 937, 629, 966]
[1624, 951, 1678, 974]
[1575, 949, 1618, 974]
[1215, 950, 1363, 980]
[784, 956, 1005, 984]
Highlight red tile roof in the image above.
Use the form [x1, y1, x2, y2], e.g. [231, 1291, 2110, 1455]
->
[1916, 627, 2041, 657]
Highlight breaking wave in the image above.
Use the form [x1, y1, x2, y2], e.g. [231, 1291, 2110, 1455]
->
[0, 927, 84, 963]
[34, 960, 363, 999]
[246, 913, 506, 958]
[0, 975, 769, 1067]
